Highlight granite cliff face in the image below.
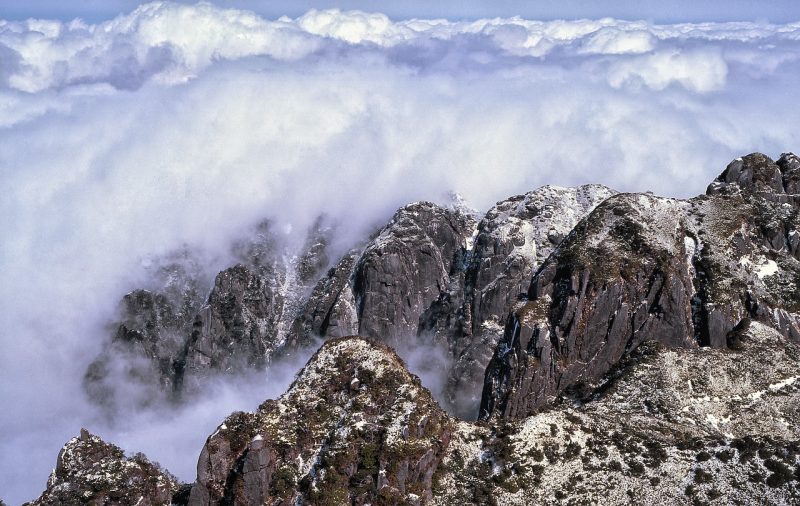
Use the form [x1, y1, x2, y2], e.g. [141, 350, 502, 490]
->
[86, 187, 610, 419]
[481, 153, 800, 419]
[422, 185, 615, 418]
[44, 153, 800, 505]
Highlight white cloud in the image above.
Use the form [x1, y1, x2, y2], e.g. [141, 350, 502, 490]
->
[1, 2, 800, 503]
[579, 26, 655, 54]
[607, 47, 728, 92]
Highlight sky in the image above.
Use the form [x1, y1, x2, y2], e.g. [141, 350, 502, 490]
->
[3, 0, 800, 24]
[2, 1, 800, 503]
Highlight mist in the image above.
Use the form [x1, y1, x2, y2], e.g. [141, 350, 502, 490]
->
[2, 2, 800, 503]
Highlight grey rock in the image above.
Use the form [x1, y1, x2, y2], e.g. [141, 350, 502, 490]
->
[85, 219, 337, 408]
[283, 250, 360, 352]
[27, 430, 181, 506]
[421, 185, 615, 419]
[706, 152, 785, 195]
[179, 263, 284, 382]
[778, 152, 800, 194]
[84, 251, 207, 409]
[188, 337, 452, 506]
[482, 154, 800, 420]
[352, 201, 476, 346]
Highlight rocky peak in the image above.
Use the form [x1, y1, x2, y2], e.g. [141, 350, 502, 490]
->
[188, 336, 453, 505]
[27, 429, 182, 506]
[707, 152, 792, 196]
[481, 156, 800, 419]
[352, 201, 477, 345]
[779, 152, 800, 194]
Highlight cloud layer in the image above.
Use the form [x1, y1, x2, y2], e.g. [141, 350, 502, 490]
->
[2, 2, 800, 502]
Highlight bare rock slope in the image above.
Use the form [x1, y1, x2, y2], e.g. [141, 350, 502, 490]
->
[481, 153, 800, 419]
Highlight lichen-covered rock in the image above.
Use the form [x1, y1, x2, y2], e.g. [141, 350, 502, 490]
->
[188, 337, 453, 505]
[481, 153, 800, 419]
[28, 429, 181, 506]
[37, 320, 799, 504]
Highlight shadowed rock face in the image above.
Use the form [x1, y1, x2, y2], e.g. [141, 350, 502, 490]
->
[84, 252, 208, 410]
[27, 429, 182, 506]
[283, 250, 360, 350]
[179, 263, 283, 379]
[351, 202, 476, 346]
[481, 152, 800, 419]
[188, 337, 453, 506]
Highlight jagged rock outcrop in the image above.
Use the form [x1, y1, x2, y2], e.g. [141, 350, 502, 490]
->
[86, 187, 613, 420]
[351, 202, 476, 346]
[481, 152, 800, 419]
[84, 251, 208, 409]
[27, 429, 183, 506]
[188, 337, 453, 505]
[422, 185, 615, 418]
[179, 263, 284, 379]
[170, 322, 799, 504]
[85, 220, 334, 406]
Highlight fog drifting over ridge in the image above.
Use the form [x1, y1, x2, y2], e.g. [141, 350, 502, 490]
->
[2, 2, 800, 502]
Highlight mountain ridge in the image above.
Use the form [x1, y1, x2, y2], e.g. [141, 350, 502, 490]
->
[24, 152, 800, 505]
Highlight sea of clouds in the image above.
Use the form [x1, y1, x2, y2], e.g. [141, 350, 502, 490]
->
[2, 2, 800, 502]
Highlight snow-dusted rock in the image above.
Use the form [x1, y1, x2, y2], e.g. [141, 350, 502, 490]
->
[435, 322, 800, 504]
[482, 153, 800, 419]
[424, 184, 615, 419]
[28, 429, 182, 506]
[188, 337, 452, 505]
[186, 320, 799, 504]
